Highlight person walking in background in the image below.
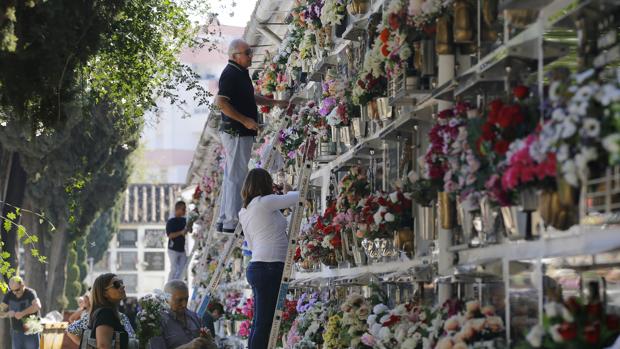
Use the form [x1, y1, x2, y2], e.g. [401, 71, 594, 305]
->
[88, 273, 131, 349]
[167, 201, 188, 281]
[239, 168, 299, 349]
[215, 38, 288, 233]
[0, 276, 42, 349]
[149, 280, 216, 349]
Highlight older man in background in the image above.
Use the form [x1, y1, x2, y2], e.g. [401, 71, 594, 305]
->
[215, 38, 288, 233]
[0, 276, 42, 349]
[150, 280, 217, 349]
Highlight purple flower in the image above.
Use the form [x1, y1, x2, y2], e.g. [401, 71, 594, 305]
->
[319, 97, 337, 116]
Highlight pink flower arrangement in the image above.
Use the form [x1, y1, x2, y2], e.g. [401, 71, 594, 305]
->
[502, 133, 557, 191]
[238, 319, 252, 338]
[241, 297, 254, 320]
[423, 106, 467, 188]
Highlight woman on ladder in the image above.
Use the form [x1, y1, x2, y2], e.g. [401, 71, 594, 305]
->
[239, 168, 299, 349]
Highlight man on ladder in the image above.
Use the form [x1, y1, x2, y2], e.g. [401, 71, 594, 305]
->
[214, 38, 288, 233]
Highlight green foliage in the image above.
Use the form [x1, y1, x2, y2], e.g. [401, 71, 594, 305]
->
[66, 245, 81, 309]
[87, 203, 122, 264]
[0, 205, 50, 292]
[75, 236, 88, 288]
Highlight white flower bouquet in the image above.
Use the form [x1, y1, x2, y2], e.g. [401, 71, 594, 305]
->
[137, 291, 169, 347]
[22, 315, 43, 335]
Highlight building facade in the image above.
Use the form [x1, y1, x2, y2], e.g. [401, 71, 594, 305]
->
[91, 183, 184, 297]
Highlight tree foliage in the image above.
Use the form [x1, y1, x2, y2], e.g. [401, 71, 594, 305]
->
[87, 204, 122, 265]
[65, 245, 81, 309]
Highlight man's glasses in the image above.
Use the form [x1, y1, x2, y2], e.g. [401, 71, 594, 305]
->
[106, 280, 124, 290]
[234, 49, 253, 57]
[10, 287, 23, 293]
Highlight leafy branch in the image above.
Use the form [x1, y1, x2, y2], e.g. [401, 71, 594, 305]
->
[0, 207, 51, 292]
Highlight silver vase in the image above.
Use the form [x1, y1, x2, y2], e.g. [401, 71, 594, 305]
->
[376, 97, 392, 121]
[500, 206, 529, 240]
[420, 206, 437, 241]
[340, 126, 352, 147]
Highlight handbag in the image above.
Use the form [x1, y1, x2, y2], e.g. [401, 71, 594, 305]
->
[79, 308, 138, 349]
[79, 329, 139, 349]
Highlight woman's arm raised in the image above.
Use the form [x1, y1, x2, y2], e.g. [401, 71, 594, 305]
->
[260, 192, 300, 211]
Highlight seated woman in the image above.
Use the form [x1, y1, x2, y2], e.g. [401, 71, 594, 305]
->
[87, 273, 132, 349]
[149, 280, 217, 349]
[66, 293, 135, 345]
[238, 168, 299, 349]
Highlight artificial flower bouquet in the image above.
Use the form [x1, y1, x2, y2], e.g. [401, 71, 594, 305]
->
[435, 300, 505, 349]
[321, 0, 346, 27]
[325, 294, 372, 348]
[22, 315, 43, 335]
[519, 296, 620, 349]
[356, 190, 413, 239]
[363, 302, 445, 349]
[336, 166, 371, 212]
[544, 68, 620, 188]
[137, 291, 169, 348]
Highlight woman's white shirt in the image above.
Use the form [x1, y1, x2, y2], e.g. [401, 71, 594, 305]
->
[238, 192, 299, 262]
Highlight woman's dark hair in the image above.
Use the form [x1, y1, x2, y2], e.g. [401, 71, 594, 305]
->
[89, 273, 120, 327]
[241, 168, 273, 208]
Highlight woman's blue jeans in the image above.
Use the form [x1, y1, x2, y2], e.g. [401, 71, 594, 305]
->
[246, 261, 284, 349]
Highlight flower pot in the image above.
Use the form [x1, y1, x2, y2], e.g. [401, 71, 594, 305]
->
[335, 12, 348, 38]
[330, 126, 340, 143]
[352, 241, 367, 266]
[320, 251, 338, 267]
[347, 0, 370, 16]
[436, 15, 454, 55]
[318, 139, 336, 157]
[501, 206, 542, 240]
[393, 228, 415, 254]
[457, 200, 477, 245]
[481, 0, 498, 42]
[376, 97, 392, 121]
[453, 0, 474, 43]
[351, 117, 366, 140]
[340, 126, 352, 147]
[519, 187, 539, 212]
[438, 192, 455, 229]
[420, 206, 437, 241]
[539, 188, 576, 231]
[557, 178, 578, 207]
[368, 99, 380, 120]
[405, 76, 419, 90]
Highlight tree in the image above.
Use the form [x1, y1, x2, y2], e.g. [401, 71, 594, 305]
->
[65, 245, 82, 310]
[87, 204, 122, 265]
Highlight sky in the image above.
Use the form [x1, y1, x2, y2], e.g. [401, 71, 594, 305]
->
[211, 0, 257, 27]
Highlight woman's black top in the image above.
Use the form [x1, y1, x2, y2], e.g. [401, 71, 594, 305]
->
[89, 307, 129, 348]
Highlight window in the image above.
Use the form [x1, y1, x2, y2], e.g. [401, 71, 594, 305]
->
[117, 252, 138, 271]
[118, 229, 138, 248]
[144, 252, 166, 271]
[144, 229, 165, 248]
[117, 274, 138, 294]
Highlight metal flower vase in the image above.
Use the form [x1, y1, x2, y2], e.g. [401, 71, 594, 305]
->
[438, 192, 456, 229]
[340, 125, 353, 148]
[393, 228, 415, 256]
[420, 206, 437, 241]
